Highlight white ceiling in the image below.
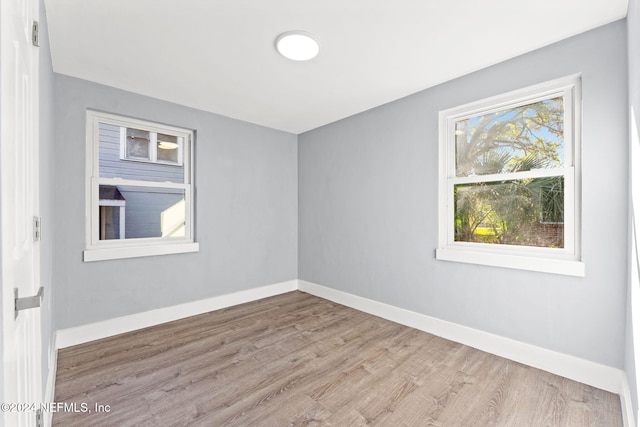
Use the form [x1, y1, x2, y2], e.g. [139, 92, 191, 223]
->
[44, 0, 628, 134]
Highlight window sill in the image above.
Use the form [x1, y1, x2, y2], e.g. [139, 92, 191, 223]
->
[84, 242, 199, 262]
[436, 247, 585, 277]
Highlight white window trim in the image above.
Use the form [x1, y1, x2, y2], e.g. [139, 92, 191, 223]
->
[84, 110, 198, 262]
[436, 75, 584, 277]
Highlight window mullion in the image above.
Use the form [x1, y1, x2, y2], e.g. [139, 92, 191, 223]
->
[96, 177, 189, 190]
[150, 132, 158, 162]
[452, 168, 570, 185]
[119, 126, 126, 160]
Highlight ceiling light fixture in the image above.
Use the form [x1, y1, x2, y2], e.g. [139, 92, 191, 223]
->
[275, 31, 320, 61]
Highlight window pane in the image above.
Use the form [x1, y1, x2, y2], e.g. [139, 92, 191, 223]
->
[455, 97, 564, 177]
[126, 128, 150, 160]
[99, 206, 122, 240]
[98, 185, 186, 240]
[98, 123, 185, 183]
[157, 133, 180, 163]
[454, 176, 564, 248]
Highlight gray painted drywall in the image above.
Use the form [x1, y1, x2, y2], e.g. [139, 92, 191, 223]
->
[39, 0, 55, 402]
[626, 0, 640, 421]
[53, 75, 298, 329]
[299, 21, 628, 368]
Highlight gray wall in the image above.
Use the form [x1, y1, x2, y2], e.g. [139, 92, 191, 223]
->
[53, 75, 298, 329]
[626, 0, 640, 421]
[39, 0, 55, 402]
[299, 21, 629, 368]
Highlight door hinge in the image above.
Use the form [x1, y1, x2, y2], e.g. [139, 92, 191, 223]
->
[14, 287, 43, 319]
[36, 408, 43, 427]
[32, 21, 39, 47]
[33, 216, 41, 242]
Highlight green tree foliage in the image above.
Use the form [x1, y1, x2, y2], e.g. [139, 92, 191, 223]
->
[453, 98, 565, 248]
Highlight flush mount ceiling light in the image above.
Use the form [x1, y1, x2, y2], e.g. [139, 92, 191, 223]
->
[275, 31, 320, 61]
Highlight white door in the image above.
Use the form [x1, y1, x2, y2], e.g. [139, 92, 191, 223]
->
[1, 0, 42, 425]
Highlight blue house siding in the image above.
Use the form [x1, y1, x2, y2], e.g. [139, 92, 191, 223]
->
[99, 122, 184, 183]
[98, 122, 186, 239]
[117, 186, 183, 238]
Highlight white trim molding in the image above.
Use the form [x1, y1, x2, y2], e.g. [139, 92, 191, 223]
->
[298, 280, 626, 397]
[436, 248, 586, 277]
[56, 280, 297, 349]
[83, 242, 199, 262]
[620, 373, 638, 427]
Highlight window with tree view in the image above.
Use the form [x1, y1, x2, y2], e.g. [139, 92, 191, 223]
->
[437, 76, 583, 276]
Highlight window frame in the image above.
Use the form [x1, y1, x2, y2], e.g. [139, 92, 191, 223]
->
[436, 75, 584, 276]
[120, 126, 184, 166]
[84, 110, 198, 262]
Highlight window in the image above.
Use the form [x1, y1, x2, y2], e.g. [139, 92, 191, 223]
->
[436, 75, 584, 276]
[84, 111, 198, 261]
[122, 128, 183, 165]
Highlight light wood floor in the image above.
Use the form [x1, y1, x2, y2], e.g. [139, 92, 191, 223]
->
[53, 291, 622, 426]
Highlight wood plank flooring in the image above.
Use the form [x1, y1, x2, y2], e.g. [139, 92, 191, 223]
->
[53, 291, 623, 426]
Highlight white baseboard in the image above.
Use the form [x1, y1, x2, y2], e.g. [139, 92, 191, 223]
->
[620, 374, 638, 427]
[56, 280, 297, 349]
[297, 280, 627, 397]
[51, 278, 635, 426]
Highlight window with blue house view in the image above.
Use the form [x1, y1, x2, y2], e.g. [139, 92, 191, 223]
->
[84, 111, 198, 261]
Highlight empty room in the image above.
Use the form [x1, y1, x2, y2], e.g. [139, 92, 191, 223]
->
[2, 0, 640, 426]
